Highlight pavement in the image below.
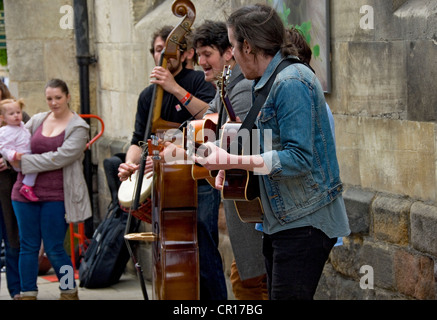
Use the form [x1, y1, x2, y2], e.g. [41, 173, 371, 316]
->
[0, 267, 235, 301]
[0, 267, 150, 301]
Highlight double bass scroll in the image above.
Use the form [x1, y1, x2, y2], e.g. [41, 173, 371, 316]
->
[151, 0, 196, 134]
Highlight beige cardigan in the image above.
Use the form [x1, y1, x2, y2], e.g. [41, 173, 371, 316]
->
[21, 111, 92, 223]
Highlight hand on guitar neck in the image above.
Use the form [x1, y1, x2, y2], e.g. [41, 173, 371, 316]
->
[192, 142, 269, 180]
[192, 141, 267, 223]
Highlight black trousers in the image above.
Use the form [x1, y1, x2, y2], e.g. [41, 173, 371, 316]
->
[263, 226, 336, 300]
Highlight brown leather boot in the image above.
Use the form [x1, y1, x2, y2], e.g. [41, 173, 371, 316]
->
[59, 288, 79, 300]
[20, 291, 38, 300]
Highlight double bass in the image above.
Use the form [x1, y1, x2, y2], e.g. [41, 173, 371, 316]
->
[125, 0, 199, 300]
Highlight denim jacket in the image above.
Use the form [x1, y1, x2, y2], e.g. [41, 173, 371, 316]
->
[257, 52, 343, 225]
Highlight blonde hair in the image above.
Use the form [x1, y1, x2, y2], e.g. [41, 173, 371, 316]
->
[0, 98, 25, 126]
[0, 98, 25, 114]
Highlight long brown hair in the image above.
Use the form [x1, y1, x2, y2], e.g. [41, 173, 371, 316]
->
[226, 4, 298, 58]
[0, 81, 13, 100]
[286, 27, 312, 64]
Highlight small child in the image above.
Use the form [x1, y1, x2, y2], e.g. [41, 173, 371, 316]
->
[0, 98, 39, 201]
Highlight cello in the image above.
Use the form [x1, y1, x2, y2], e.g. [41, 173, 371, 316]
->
[126, 0, 199, 300]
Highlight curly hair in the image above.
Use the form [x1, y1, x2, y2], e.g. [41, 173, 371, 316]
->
[192, 20, 231, 56]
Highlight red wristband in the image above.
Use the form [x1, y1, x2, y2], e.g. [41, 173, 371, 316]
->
[180, 92, 192, 106]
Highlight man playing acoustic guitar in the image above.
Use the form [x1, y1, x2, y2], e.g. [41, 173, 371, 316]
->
[192, 20, 268, 300]
[194, 5, 350, 300]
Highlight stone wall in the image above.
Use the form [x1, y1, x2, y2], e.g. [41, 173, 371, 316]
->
[317, 0, 437, 299]
[4, 0, 101, 116]
[4, 0, 437, 300]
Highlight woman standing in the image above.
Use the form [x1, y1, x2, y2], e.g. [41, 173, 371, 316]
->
[11, 79, 92, 300]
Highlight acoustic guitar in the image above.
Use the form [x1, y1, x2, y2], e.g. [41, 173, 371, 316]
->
[185, 113, 218, 187]
[219, 65, 264, 223]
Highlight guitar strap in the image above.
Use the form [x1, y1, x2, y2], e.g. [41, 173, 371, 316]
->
[233, 57, 303, 154]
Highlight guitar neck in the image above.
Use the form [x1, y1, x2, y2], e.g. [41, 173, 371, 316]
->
[220, 65, 238, 123]
[222, 95, 237, 122]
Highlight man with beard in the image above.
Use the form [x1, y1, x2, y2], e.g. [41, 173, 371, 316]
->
[118, 25, 227, 300]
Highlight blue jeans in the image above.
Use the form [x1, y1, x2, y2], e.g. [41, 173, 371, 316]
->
[263, 226, 336, 300]
[197, 183, 227, 300]
[12, 201, 75, 293]
[0, 205, 21, 297]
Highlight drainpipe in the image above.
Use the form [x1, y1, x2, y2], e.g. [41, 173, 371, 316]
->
[74, 0, 96, 237]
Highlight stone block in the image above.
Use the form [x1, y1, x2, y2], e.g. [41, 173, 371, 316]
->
[93, 0, 133, 43]
[10, 81, 46, 113]
[316, 263, 377, 300]
[360, 238, 396, 291]
[343, 186, 374, 234]
[330, 235, 364, 280]
[132, 0, 164, 24]
[394, 0, 437, 41]
[394, 249, 435, 300]
[336, 117, 436, 202]
[97, 45, 138, 92]
[334, 115, 362, 186]
[7, 40, 45, 82]
[393, 0, 408, 11]
[410, 201, 437, 257]
[330, 0, 375, 42]
[372, 195, 411, 246]
[43, 40, 78, 83]
[343, 41, 407, 117]
[407, 40, 437, 122]
[98, 89, 139, 140]
[374, 0, 404, 41]
[4, 0, 75, 40]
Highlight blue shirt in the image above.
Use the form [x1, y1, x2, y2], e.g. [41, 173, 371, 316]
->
[260, 180, 350, 238]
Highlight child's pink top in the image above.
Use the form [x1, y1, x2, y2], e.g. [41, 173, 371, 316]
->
[11, 124, 64, 202]
[0, 122, 32, 162]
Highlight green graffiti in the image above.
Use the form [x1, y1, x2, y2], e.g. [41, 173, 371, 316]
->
[268, 0, 321, 59]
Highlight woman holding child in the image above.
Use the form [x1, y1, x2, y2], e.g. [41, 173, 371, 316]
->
[10, 79, 91, 300]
